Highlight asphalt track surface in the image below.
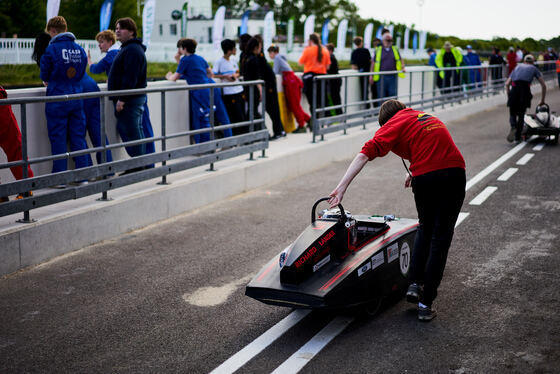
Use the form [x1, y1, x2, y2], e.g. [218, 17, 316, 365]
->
[1, 90, 559, 373]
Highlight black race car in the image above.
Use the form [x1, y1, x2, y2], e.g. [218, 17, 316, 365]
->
[246, 197, 418, 312]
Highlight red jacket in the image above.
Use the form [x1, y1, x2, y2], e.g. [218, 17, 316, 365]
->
[360, 108, 465, 177]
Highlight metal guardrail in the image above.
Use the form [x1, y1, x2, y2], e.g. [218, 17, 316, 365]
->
[0, 80, 267, 222]
[310, 62, 558, 142]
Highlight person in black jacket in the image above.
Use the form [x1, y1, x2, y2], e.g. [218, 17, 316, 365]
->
[489, 47, 506, 82]
[252, 35, 286, 139]
[107, 17, 147, 160]
[326, 43, 342, 116]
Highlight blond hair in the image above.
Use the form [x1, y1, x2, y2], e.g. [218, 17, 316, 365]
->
[96, 30, 116, 44]
[46, 16, 67, 33]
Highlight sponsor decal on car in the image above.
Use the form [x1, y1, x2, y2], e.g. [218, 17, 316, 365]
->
[313, 255, 331, 272]
[387, 242, 399, 263]
[371, 251, 384, 270]
[357, 261, 372, 277]
[295, 246, 317, 268]
[399, 242, 411, 276]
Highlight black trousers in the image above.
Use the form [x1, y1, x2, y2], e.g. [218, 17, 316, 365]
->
[509, 105, 526, 141]
[409, 167, 466, 306]
[303, 72, 325, 120]
[358, 75, 370, 109]
[265, 85, 285, 136]
[328, 80, 342, 116]
[222, 92, 247, 135]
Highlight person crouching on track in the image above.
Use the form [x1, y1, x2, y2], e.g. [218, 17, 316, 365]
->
[267, 45, 311, 133]
[328, 100, 466, 321]
[505, 54, 547, 143]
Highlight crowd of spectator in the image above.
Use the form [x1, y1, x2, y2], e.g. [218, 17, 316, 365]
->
[1, 17, 559, 201]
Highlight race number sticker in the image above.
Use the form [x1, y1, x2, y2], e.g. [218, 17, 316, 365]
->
[387, 243, 399, 263]
[399, 242, 411, 276]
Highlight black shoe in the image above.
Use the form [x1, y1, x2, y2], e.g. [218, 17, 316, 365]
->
[506, 128, 516, 143]
[418, 305, 437, 321]
[293, 127, 306, 133]
[119, 167, 143, 176]
[406, 283, 421, 303]
[0, 196, 9, 203]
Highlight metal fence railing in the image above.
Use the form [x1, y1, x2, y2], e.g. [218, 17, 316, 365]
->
[0, 80, 267, 223]
[310, 62, 557, 142]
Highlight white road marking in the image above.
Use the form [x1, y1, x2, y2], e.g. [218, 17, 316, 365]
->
[209, 309, 311, 374]
[469, 186, 498, 206]
[516, 153, 534, 165]
[497, 168, 518, 181]
[532, 143, 545, 151]
[455, 212, 470, 228]
[270, 316, 355, 374]
[465, 141, 528, 191]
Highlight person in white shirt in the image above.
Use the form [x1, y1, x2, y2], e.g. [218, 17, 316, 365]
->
[213, 39, 247, 135]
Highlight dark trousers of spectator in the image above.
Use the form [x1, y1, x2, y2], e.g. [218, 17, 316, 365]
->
[115, 95, 146, 157]
[244, 85, 263, 132]
[509, 105, 526, 141]
[371, 81, 379, 108]
[409, 167, 466, 307]
[302, 72, 325, 124]
[376, 75, 398, 104]
[46, 101, 90, 173]
[358, 75, 370, 109]
[83, 96, 113, 166]
[327, 79, 343, 115]
[442, 71, 461, 94]
[265, 85, 285, 136]
[222, 92, 247, 135]
[0, 104, 34, 180]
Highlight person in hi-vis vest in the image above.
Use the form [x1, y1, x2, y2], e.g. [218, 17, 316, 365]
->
[369, 30, 405, 105]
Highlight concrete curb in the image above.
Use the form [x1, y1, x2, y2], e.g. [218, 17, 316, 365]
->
[0, 89, 546, 276]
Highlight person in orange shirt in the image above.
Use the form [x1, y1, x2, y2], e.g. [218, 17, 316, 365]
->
[299, 33, 331, 125]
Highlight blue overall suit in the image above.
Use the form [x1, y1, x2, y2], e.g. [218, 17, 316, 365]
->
[40, 32, 89, 173]
[176, 54, 232, 143]
[92, 46, 155, 155]
[80, 73, 112, 165]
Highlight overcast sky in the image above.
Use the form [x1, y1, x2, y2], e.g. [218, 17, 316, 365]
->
[353, 0, 559, 41]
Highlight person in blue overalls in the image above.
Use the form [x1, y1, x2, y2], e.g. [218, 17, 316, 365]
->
[40, 16, 89, 173]
[34, 30, 111, 167]
[166, 38, 232, 143]
[463, 45, 482, 89]
[89, 29, 155, 156]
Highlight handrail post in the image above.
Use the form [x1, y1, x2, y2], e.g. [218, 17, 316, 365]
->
[408, 70, 412, 105]
[248, 84, 254, 160]
[158, 91, 169, 184]
[421, 70, 425, 109]
[16, 103, 35, 223]
[312, 76, 317, 143]
[97, 94, 111, 201]
[208, 87, 215, 171]
[260, 81, 266, 158]
[343, 75, 348, 134]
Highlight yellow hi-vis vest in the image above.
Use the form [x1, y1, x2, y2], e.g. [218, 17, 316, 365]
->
[435, 48, 463, 79]
[373, 46, 405, 81]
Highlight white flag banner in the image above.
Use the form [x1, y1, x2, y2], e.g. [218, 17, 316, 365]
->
[303, 15, 315, 44]
[212, 6, 226, 50]
[336, 19, 348, 51]
[388, 25, 394, 36]
[263, 11, 275, 53]
[287, 17, 295, 53]
[142, 0, 156, 49]
[46, 0, 60, 21]
[419, 30, 428, 51]
[403, 28, 410, 50]
[363, 23, 374, 49]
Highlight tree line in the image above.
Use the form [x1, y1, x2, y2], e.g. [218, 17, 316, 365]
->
[1, 0, 558, 54]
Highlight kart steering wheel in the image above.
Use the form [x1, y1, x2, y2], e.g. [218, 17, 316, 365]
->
[311, 197, 348, 224]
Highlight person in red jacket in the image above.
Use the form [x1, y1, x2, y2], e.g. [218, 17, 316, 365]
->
[0, 86, 34, 201]
[328, 99, 465, 321]
[506, 47, 518, 76]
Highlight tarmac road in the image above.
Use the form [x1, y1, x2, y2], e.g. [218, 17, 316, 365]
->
[1, 90, 559, 373]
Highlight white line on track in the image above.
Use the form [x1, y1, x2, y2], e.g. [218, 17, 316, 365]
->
[469, 186, 498, 206]
[533, 143, 545, 151]
[455, 212, 470, 228]
[497, 168, 518, 181]
[209, 309, 311, 374]
[270, 316, 355, 374]
[516, 153, 534, 165]
[465, 141, 528, 191]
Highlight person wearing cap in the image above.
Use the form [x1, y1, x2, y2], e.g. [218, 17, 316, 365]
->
[328, 99, 466, 321]
[463, 45, 481, 89]
[506, 47, 518, 76]
[427, 48, 442, 89]
[435, 41, 463, 94]
[370, 30, 405, 104]
[505, 54, 546, 142]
